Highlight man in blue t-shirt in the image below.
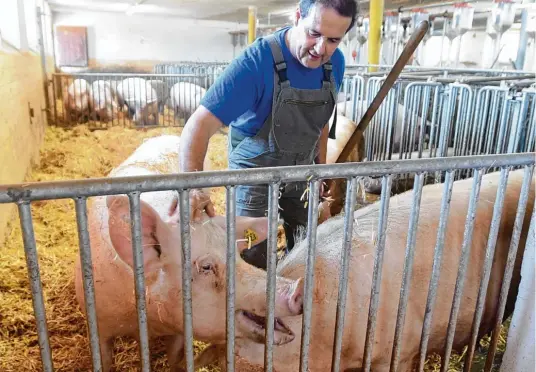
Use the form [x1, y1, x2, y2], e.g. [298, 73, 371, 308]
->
[179, 0, 358, 269]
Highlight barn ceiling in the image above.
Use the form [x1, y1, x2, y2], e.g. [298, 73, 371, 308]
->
[47, 0, 460, 26]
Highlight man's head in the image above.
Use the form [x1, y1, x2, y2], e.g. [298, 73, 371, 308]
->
[288, 0, 358, 69]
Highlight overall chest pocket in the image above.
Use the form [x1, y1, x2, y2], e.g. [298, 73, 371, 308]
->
[273, 98, 333, 152]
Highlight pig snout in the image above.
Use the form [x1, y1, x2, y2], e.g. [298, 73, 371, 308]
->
[236, 275, 304, 346]
[275, 277, 304, 316]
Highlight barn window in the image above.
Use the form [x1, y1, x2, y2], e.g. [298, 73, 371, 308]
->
[55, 25, 89, 67]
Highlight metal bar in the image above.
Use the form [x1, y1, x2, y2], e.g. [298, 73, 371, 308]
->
[362, 175, 393, 372]
[389, 173, 425, 371]
[331, 177, 358, 372]
[484, 165, 534, 371]
[417, 170, 455, 371]
[52, 72, 207, 78]
[74, 197, 102, 371]
[226, 186, 236, 372]
[1, 154, 534, 204]
[264, 182, 280, 372]
[128, 192, 151, 372]
[299, 180, 321, 372]
[179, 190, 195, 372]
[463, 168, 509, 372]
[440, 168, 484, 372]
[17, 202, 54, 372]
[36, 6, 52, 126]
[345, 63, 530, 75]
[515, 10, 529, 70]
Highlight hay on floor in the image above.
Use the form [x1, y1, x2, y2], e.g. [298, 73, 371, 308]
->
[0, 124, 509, 371]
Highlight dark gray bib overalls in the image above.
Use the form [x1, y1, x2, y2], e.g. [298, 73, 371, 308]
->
[228, 34, 337, 269]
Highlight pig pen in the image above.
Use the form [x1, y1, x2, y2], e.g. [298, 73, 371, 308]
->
[0, 123, 525, 372]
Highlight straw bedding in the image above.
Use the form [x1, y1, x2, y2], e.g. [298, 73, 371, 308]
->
[0, 124, 507, 371]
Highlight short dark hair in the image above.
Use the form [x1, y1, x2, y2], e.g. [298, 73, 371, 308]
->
[299, 0, 359, 32]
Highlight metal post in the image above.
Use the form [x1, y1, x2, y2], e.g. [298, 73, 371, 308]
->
[248, 6, 257, 45]
[36, 6, 52, 125]
[368, 0, 384, 72]
[515, 9, 529, 70]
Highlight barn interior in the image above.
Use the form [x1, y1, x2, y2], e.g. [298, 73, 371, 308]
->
[0, 0, 535, 371]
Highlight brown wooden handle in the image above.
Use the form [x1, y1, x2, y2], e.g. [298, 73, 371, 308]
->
[336, 20, 431, 164]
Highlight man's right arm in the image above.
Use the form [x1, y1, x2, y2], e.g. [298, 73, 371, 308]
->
[179, 105, 223, 174]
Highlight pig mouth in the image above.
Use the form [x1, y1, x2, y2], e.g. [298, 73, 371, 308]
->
[238, 310, 295, 345]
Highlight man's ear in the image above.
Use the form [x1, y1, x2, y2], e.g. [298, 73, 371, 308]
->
[294, 5, 301, 26]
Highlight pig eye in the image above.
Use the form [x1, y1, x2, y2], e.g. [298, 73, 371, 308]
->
[202, 263, 212, 271]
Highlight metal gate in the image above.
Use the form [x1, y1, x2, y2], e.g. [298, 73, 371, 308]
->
[0, 153, 534, 372]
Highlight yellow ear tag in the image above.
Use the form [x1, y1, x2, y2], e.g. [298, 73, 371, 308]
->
[244, 228, 258, 250]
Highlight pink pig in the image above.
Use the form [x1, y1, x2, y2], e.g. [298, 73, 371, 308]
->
[74, 135, 304, 371]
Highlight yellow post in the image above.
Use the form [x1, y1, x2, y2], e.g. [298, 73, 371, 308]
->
[248, 6, 257, 44]
[368, 0, 384, 72]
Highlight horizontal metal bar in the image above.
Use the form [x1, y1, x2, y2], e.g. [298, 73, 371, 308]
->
[1, 153, 534, 204]
[346, 63, 530, 75]
[52, 72, 208, 78]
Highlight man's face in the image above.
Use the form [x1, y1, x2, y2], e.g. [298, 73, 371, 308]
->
[291, 4, 352, 69]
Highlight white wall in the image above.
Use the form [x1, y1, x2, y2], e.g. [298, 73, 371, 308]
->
[53, 10, 243, 66]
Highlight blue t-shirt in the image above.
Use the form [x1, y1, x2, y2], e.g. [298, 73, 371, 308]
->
[200, 26, 345, 137]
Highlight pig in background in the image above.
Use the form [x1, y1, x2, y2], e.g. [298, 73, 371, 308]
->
[89, 80, 126, 123]
[63, 79, 94, 123]
[169, 82, 207, 122]
[193, 168, 535, 371]
[74, 135, 305, 372]
[116, 77, 161, 126]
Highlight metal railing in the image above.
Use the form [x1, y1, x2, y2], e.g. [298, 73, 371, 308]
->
[0, 152, 534, 372]
[51, 72, 212, 129]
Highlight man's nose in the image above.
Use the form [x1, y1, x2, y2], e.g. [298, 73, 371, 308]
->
[314, 37, 326, 55]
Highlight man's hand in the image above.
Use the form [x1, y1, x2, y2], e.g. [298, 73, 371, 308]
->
[190, 188, 216, 222]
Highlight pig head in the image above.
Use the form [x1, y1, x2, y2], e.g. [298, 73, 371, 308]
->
[75, 190, 304, 371]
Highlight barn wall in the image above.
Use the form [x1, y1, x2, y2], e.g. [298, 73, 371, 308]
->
[0, 0, 54, 245]
[53, 10, 244, 71]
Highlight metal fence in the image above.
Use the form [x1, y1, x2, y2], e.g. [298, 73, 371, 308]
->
[51, 72, 217, 129]
[0, 152, 534, 372]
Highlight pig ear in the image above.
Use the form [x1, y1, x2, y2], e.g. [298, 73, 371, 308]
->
[106, 195, 163, 271]
[234, 216, 269, 253]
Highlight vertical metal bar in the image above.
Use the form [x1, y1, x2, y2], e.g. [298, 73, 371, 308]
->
[179, 189, 194, 372]
[18, 202, 54, 372]
[128, 192, 151, 372]
[362, 174, 393, 372]
[440, 168, 484, 372]
[484, 165, 534, 371]
[390, 172, 425, 371]
[299, 180, 321, 372]
[331, 177, 358, 372]
[74, 197, 102, 371]
[264, 182, 280, 372]
[36, 6, 52, 126]
[515, 10, 529, 70]
[52, 74, 58, 124]
[417, 170, 455, 371]
[463, 167, 509, 372]
[226, 186, 236, 372]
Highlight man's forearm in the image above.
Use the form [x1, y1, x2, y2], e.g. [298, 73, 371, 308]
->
[178, 106, 224, 173]
[179, 122, 210, 173]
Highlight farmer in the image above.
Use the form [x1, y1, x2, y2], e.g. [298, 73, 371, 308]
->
[178, 0, 359, 270]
